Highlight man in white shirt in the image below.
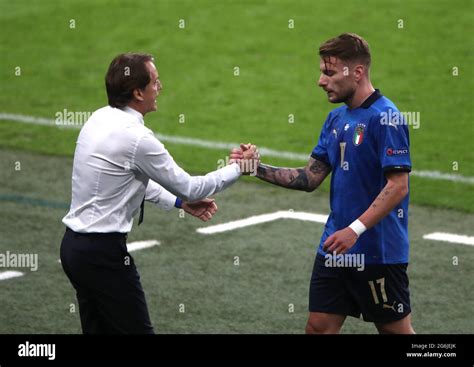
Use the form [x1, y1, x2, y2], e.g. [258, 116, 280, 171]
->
[60, 53, 258, 334]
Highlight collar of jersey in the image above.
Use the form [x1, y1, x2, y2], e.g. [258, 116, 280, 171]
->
[359, 89, 383, 109]
[122, 106, 145, 125]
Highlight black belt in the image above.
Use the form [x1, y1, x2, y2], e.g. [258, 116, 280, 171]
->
[66, 227, 128, 241]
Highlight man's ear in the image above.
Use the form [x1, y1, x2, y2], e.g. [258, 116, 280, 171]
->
[133, 88, 145, 102]
[353, 64, 365, 82]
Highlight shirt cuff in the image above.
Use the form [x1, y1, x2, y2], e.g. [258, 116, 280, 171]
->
[155, 189, 177, 211]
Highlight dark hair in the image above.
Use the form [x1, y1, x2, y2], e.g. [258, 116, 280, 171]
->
[105, 53, 154, 108]
[319, 33, 371, 68]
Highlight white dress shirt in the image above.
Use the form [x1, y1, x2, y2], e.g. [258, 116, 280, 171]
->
[62, 106, 241, 233]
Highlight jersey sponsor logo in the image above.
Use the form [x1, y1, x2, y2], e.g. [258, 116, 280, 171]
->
[387, 147, 409, 156]
[352, 123, 366, 146]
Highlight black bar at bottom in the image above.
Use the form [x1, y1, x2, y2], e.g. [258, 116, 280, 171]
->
[0, 334, 471, 362]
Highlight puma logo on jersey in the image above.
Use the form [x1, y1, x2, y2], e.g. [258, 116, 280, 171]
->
[383, 301, 397, 312]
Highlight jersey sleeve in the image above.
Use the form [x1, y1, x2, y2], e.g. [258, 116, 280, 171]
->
[311, 112, 332, 167]
[373, 110, 412, 173]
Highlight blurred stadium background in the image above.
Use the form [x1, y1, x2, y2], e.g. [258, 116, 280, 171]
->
[0, 0, 473, 333]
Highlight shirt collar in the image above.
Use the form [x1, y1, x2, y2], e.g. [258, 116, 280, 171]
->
[122, 106, 145, 125]
[359, 89, 383, 109]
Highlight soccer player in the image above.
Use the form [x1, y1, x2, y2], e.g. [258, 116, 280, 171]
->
[232, 33, 414, 334]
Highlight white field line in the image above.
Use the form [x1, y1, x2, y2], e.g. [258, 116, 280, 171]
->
[1, 112, 474, 184]
[198, 211, 474, 250]
[0, 271, 24, 281]
[422, 232, 474, 246]
[197, 210, 328, 234]
[127, 240, 160, 252]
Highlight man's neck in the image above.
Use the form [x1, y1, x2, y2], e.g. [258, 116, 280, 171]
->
[126, 102, 146, 117]
[346, 81, 375, 109]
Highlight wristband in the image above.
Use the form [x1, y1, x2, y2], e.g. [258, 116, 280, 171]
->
[349, 219, 367, 237]
[174, 197, 183, 209]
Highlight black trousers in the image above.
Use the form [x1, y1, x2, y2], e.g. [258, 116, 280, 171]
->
[60, 227, 155, 334]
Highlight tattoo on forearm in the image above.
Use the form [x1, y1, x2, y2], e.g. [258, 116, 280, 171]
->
[256, 164, 308, 190]
[290, 169, 309, 189]
[309, 159, 331, 175]
[371, 189, 391, 208]
[256, 159, 330, 191]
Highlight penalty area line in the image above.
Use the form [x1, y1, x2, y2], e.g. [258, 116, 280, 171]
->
[422, 232, 474, 246]
[196, 210, 328, 234]
[0, 271, 24, 281]
[127, 240, 160, 252]
[197, 211, 474, 250]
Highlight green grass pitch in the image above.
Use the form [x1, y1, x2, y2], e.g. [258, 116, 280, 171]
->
[0, 0, 473, 333]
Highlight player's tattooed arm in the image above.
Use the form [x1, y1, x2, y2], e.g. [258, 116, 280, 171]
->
[256, 157, 331, 192]
[256, 165, 308, 190]
[358, 171, 409, 229]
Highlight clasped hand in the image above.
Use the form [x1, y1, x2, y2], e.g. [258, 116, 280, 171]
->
[182, 143, 261, 222]
[229, 143, 261, 175]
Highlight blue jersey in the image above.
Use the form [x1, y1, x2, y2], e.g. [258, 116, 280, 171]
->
[312, 90, 411, 264]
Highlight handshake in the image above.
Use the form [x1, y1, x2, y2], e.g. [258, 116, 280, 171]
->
[228, 143, 261, 176]
[182, 143, 260, 222]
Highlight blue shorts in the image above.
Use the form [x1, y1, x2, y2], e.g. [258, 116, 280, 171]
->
[309, 253, 411, 323]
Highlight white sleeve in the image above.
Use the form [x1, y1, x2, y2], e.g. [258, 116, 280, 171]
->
[133, 132, 241, 202]
[145, 180, 177, 211]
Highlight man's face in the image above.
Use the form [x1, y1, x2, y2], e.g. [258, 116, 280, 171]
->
[318, 56, 356, 104]
[141, 61, 162, 113]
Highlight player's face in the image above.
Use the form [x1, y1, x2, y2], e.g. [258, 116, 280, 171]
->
[318, 57, 356, 104]
[141, 61, 162, 113]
